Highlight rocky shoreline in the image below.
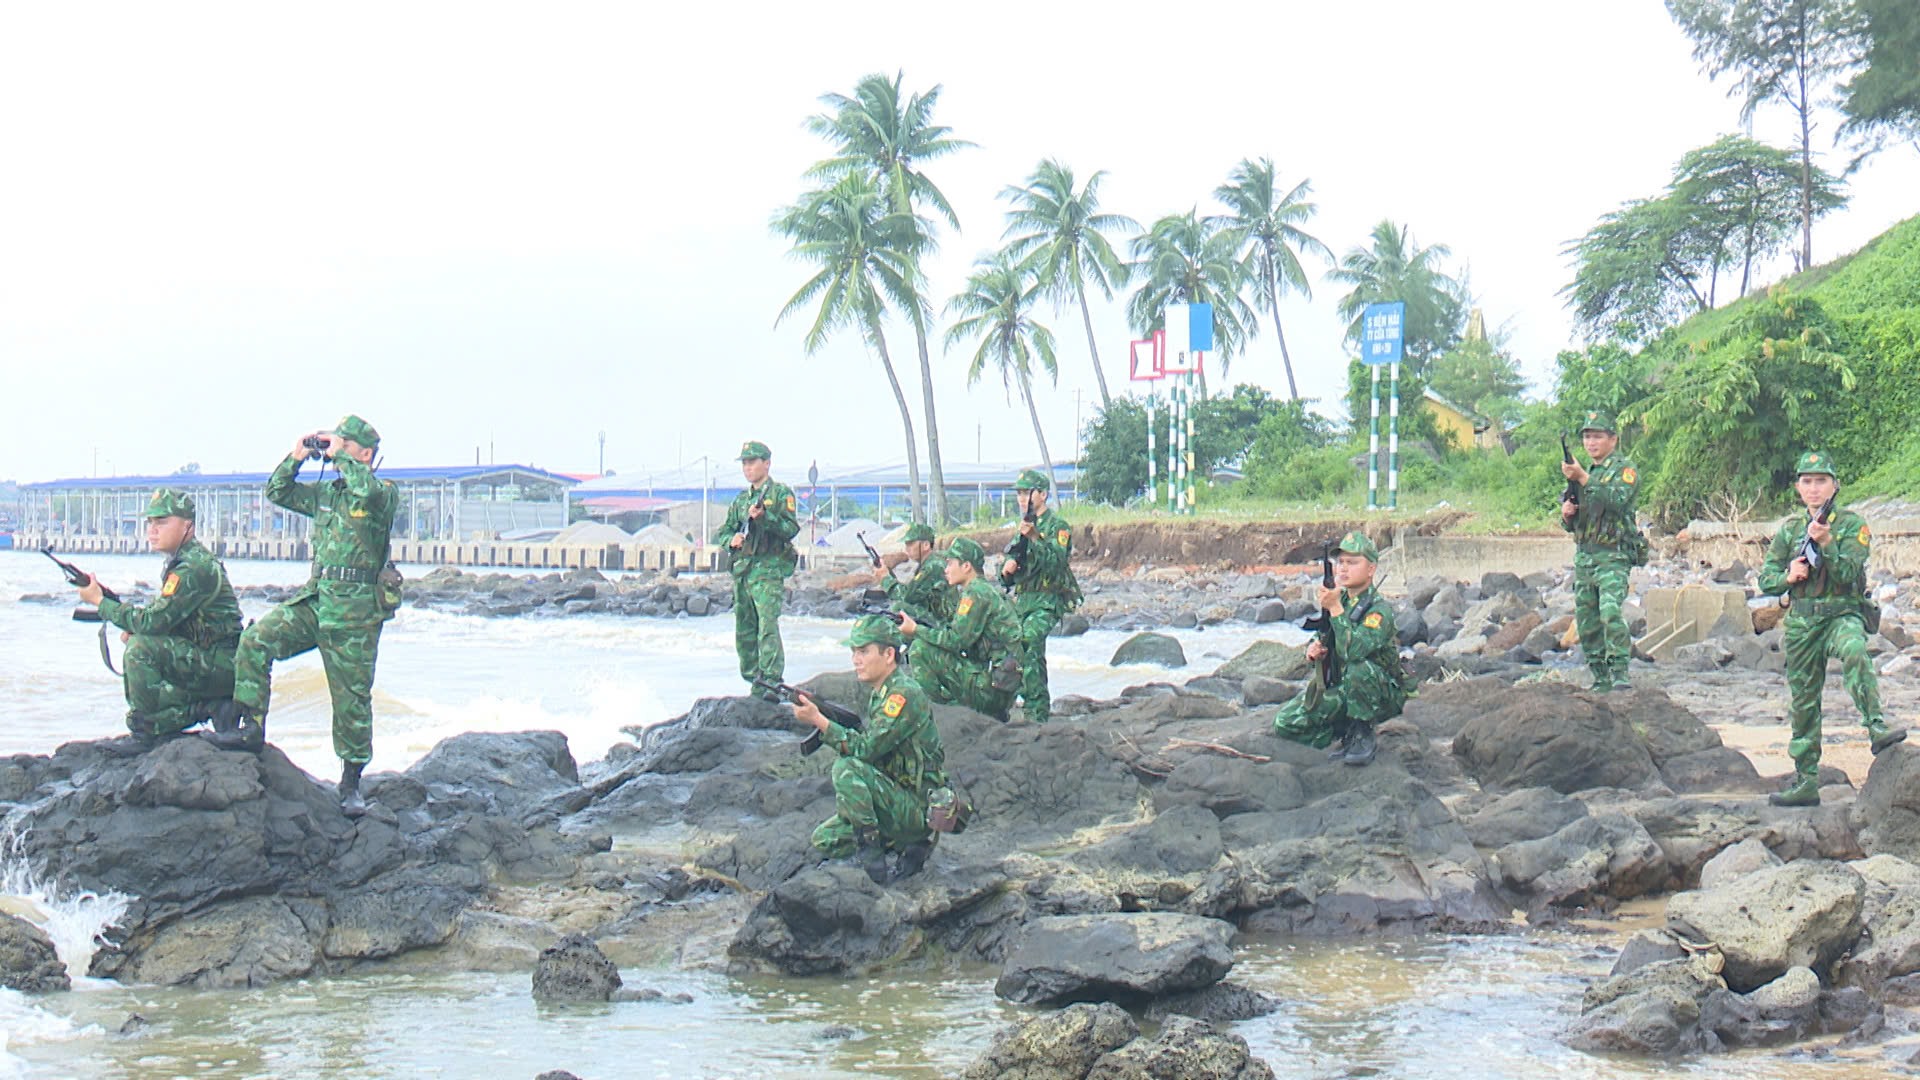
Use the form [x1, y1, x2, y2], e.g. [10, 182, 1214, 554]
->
[7, 557, 1920, 1075]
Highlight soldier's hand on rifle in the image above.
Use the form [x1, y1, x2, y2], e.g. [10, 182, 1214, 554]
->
[898, 614, 918, 637]
[1002, 559, 1018, 577]
[77, 575, 104, 606]
[1787, 557, 1811, 584]
[1562, 500, 1578, 520]
[1561, 460, 1588, 484]
[1019, 519, 1037, 539]
[1307, 640, 1327, 662]
[1807, 518, 1831, 545]
[729, 532, 746, 550]
[747, 502, 765, 520]
[791, 693, 829, 732]
[1317, 584, 1342, 615]
[120, 631, 131, 644]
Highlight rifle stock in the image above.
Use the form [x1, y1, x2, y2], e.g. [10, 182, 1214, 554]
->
[1298, 543, 1343, 690]
[753, 679, 864, 756]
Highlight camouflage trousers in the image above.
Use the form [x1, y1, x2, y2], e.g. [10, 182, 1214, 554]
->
[1013, 592, 1067, 723]
[1573, 551, 1633, 686]
[123, 634, 237, 736]
[912, 647, 1014, 721]
[1272, 664, 1402, 749]
[1783, 610, 1882, 778]
[232, 596, 384, 764]
[810, 756, 931, 856]
[731, 565, 786, 687]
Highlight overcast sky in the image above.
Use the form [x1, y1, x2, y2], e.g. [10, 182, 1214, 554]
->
[2, 1, 1915, 487]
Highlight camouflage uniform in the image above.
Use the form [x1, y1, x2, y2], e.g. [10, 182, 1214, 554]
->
[713, 441, 799, 687]
[883, 523, 956, 626]
[999, 470, 1080, 723]
[232, 416, 398, 764]
[1273, 532, 1406, 760]
[97, 490, 243, 736]
[810, 625, 947, 859]
[911, 539, 1021, 720]
[1758, 451, 1904, 806]
[1560, 410, 1641, 691]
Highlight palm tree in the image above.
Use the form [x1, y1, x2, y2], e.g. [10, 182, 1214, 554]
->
[1326, 220, 1466, 374]
[945, 253, 1061, 492]
[808, 72, 973, 524]
[1207, 158, 1332, 401]
[1125, 212, 1254, 389]
[1001, 160, 1137, 408]
[771, 174, 927, 522]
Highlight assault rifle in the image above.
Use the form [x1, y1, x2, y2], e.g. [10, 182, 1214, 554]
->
[43, 549, 122, 673]
[1560, 434, 1581, 509]
[1298, 543, 1343, 690]
[1798, 494, 1837, 573]
[753, 679, 864, 756]
[1001, 504, 1039, 584]
[858, 531, 883, 570]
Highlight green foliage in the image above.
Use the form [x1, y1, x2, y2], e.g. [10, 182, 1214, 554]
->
[1341, 360, 1453, 457]
[1429, 334, 1528, 421]
[1077, 384, 1315, 505]
[1126, 212, 1256, 379]
[1839, 0, 1920, 154]
[946, 252, 1061, 481]
[1207, 158, 1331, 399]
[1077, 397, 1158, 505]
[1327, 221, 1466, 376]
[1246, 443, 1362, 503]
[1551, 342, 1658, 436]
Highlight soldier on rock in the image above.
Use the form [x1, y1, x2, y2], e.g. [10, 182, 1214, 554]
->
[715, 440, 799, 696]
[998, 469, 1079, 723]
[900, 538, 1022, 721]
[1560, 409, 1643, 691]
[878, 522, 955, 626]
[1271, 531, 1406, 765]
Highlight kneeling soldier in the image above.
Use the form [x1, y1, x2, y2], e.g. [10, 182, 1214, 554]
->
[1760, 451, 1906, 808]
[880, 522, 956, 626]
[76, 489, 242, 750]
[793, 615, 947, 885]
[900, 537, 1022, 721]
[1272, 531, 1407, 765]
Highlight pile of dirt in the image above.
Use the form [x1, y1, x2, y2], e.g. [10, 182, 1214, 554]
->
[962, 513, 1467, 572]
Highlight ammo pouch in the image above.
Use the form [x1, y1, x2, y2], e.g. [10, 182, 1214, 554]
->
[927, 785, 974, 834]
[990, 653, 1023, 692]
[376, 561, 405, 614]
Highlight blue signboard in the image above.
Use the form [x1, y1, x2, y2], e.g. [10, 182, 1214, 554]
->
[1361, 301, 1405, 365]
[1188, 302, 1214, 353]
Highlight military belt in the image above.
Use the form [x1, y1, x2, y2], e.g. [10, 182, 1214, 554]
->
[313, 564, 378, 584]
[1788, 596, 1862, 619]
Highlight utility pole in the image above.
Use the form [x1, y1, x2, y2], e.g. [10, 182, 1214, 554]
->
[597, 430, 606, 476]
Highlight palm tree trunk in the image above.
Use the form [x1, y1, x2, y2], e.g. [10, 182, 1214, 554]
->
[867, 311, 924, 524]
[1019, 372, 1055, 497]
[1074, 278, 1112, 407]
[910, 314, 948, 526]
[1267, 262, 1299, 400]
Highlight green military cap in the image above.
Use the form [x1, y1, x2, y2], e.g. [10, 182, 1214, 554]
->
[902, 523, 936, 544]
[1794, 451, 1837, 478]
[1577, 409, 1616, 434]
[1014, 468, 1050, 491]
[842, 612, 905, 649]
[737, 440, 772, 461]
[144, 488, 196, 520]
[944, 536, 986, 570]
[332, 414, 381, 450]
[1335, 530, 1379, 563]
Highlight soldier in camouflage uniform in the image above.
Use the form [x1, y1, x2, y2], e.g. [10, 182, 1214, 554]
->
[1272, 531, 1406, 766]
[1759, 451, 1907, 808]
[76, 489, 242, 749]
[901, 537, 1021, 721]
[998, 469, 1080, 723]
[1560, 409, 1642, 692]
[223, 416, 398, 816]
[879, 522, 955, 626]
[793, 614, 947, 885]
[714, 441, 800, 693]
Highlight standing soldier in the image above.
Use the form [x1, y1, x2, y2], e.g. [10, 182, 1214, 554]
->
[998, 469, 1080, 723]
[75, 489, 242, 751]
[879, 522, 955, 626]
[1272, 531, 1405, 765]
[1560, 409, 1641, 692]
[900, 537, 1022, 721]
[792, 614, 947, 885]
[715, 440, 799, 694]
[220, 416, 399, 818]
[1758, 451, 1906, 808]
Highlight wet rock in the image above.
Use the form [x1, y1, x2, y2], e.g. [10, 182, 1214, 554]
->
[1155, 756, 1305, 819]
[993, 913, 1235, 1005]
[1055, 614, 1092, 637]
[532, 934, 622, 1002]
[1462, 787, 1588, 849]
[1452, 684, 1660, 794]
[1666, 861, 1865, 991]
[1110, 633, 1188, 668]
[1143, 981, 1282, 1023]
[959, 1001, 1138, 1080]
[1458, 593, 1529, 641]
[1833, 883, 1920, 991]
[0, 912, 69, 993]
[1250, 601, 1289, 624]
[1856, 744, 1920, 860]
[1214, 641, 1310, 682]
[1085, 1015, 1276, 1080]
[1239, 676, 1295, 707]
[1565, 955, 1726, 1055]
[407, 731, 580, 821]
[1073, 805, 1225, 877]
[114, 895, 319, 988]
[535, 1072, 584, 1080]
[1697, 837, 1782, 889]
[1610, 928, 1687, 977]
[729, 864, 920, 976]
[1491, 813, 1669, 910]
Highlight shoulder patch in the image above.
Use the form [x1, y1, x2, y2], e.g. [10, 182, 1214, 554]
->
[1622, 468, 1637, 485]
[1859, 524, 1871, 545]
[1056, 529, 1070, 545]
[785, 494, 796, 512]
[956, 596, 974, 616]
[882, 693, 906, 718]
[1363, 611, 1384, 630]
[161, 573, 181, 598]
[349, 508, 368, 518]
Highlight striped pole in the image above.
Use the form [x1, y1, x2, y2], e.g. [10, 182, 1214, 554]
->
[1367, 364, 1381, 510]
[1145, 390, 1157, 508]
[1388, 361, 1401, 510]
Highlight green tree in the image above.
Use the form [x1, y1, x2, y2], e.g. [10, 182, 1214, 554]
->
[1672, 134, 1845, 298]
[1125, 211, 1255, 386]
[1001, 160, 1138, 409]
[1207, 158, 1332, 401]
[1839, 0, 1920, 159]
[1563, 196, 1716, 341]
[772, 174, 927, 521]
[1667, 0, 1859, 269]
[808, 72, 973, 523]
[1328, 220, 1465, 375]
[1189, 384, 1288, 475]
[1429, 313, 1527, 421]
[1078, 397, 1160, 505]
[945, 253, 1062, 493]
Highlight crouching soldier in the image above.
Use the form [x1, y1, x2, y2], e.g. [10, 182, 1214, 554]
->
[900, 537, 1022, 721]
[1272, 531, 1408, 766]
[793, 615, 946, 885]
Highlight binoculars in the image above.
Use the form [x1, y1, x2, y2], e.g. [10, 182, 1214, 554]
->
[302, 435, 330, 454]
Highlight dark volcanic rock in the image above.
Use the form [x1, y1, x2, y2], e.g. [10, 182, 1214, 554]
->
[0, 912, 69, 993]
[993, 913, 1235, 1005]
[1565, 956, 1726, 1056]
[1084, 1014, 1276, 1079]
[1666, 861, 1865, 991]
[1111, 632, 1188, 668]
[959, 1002, 1139, 1080]
[1451, 684, 1661, 794]
[1143, 981, 1283, 1023]
[532, 934, 622, 1002]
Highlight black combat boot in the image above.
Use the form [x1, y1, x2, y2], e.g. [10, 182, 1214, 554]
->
[101, 716, 161, 758]
[852, 828, 890, 886]
[209, 712, 265, 753]
[1325, 725, 1353, 762]
[891, 841, 933, 883]
[207, 700, 243, 735]
[339, 761, 367, 818]
[1342, 722, 1378, 767]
